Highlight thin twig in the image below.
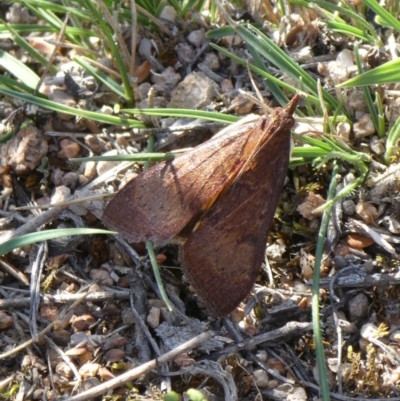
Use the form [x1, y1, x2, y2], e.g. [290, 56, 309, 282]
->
[30, 242, 48, 341]
[0, 259, 29, 285]
[0, 289, 130, 309]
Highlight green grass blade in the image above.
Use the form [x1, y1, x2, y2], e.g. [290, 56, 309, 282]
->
[1, 20, 58, 75]
[123, 107, 238, 123]
[313, 162, 339, 401]
[0, 23, 94, 37]
[74, 57, 127, 99]
[248, 46, 288, 105]
[385, 116, 400, 164]
[210, 44, 319, 107]
[290, 0, 380, 43]
[82, 0, 134, 105]
[234, 24, 341, 113]
[0, 229, 116, 257]
[0, 75, 38, 94]
[0, 87, 145, 127]
[338, 58, 400, 88]
[362, 0, 400, 31]
[326, 21, 375, 43]
[0, 49, 40, 90]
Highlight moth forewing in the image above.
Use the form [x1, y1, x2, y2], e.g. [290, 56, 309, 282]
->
[103, 113, 276, 244]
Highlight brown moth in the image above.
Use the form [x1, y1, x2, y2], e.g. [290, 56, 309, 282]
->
[103, 95, 299, 316]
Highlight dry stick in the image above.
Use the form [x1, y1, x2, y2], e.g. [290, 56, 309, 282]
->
[14, 193, 114, 211]
[30, 242, 48, 341]
[129, 0, 137, 79]
[32, 14, 70, 96]
[0, 375, 14, 391]
[329, 266, 355, 395]
[210, 322, 312, 359]
[0, 289, 130, 309]
[67, 331, 213, 401]
[45, 336, 81, 381]
[96, 0, 131, 71]
[135, 4, 172, 36]
[0, 205, 68, 243]
[0, 259, 29, 285]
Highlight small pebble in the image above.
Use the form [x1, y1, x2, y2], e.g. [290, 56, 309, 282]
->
[99, 367, 115, 381]
[70, 314, 96, 332]
[370, 136, 385, 155]
[84, 161, 97, 179]
[297, 192, 325, 219]
[255, 350, 268, 362]
[187, 28, 205, 47]
[51, 185, 71, 203]
[356, 201, 379, 224]
[103, 349, 125, 363]
[79, 363, 100, 379]
[168, 71, 220, 110]
[90, 269, 113, 286]
[104, 334, 126, 350]
[220, 78, 234, 93]
[337, 121, 351, 140]
[55, 361, 74, 379]
[345, 233, 374, 249]
[231, 93, 255, 115]
[0, 311, 13, 329]
[0, 126, 48, 174]
[175, 42, 195, 65]
[85, 135, 106, 153]
[287, 387, 307, 401]
[147, 307, 161, 329]
[348, 293, 369, 321]
[253, 369, 269, 388]
[58, 139, 80, 159]
[159, 5, 176, 22]
[342, 199, 356, 215]
[300, 249, 314, 280]
[96, 150, 119, 175]
[61, 171, 79, 188]
[389, 329, 400, 343]
[203, 52, 220, 71]
[348, 90, 368, 112]
[82, 377, 100, 390]
[353, 114, 375, 138]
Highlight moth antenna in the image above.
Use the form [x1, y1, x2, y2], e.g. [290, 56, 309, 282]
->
[246, 62, 271, 115]
[238, 89, 273, 114]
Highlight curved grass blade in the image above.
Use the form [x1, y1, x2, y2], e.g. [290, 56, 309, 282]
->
[0, 87, 145, 127]
[385, 116, 400, 164]
[123, 107, 238, 123]
[362, 0, 400, 31]
[74, 57, 126, 99]
[0, 229, 116, 257]
[0, 50, 40, 90]
[338, 58, 400, 88]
